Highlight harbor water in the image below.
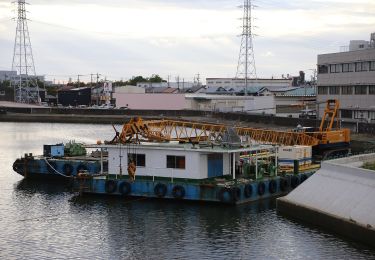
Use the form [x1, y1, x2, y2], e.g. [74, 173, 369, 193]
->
[1, 122, 374, 259]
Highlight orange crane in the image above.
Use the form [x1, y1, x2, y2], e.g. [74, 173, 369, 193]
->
[109, 100, 350, 158]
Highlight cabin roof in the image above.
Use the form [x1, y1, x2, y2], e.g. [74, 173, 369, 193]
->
[85, 142, 274, 154]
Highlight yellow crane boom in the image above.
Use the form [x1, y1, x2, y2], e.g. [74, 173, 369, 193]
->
[109, 100, 349, 149]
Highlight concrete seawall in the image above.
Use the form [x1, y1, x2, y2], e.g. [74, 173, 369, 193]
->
[277, 154, 375, 247]
[1, 105, 374, 134]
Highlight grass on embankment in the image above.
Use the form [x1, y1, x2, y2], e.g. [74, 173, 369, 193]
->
[362, 162, 375, 171]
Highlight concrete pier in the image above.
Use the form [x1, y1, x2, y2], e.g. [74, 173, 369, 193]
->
[277, 154, 375, 247]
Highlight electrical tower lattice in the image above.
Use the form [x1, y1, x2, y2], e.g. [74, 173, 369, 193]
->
[11, 0, 40, 104]
[236, 0, 257, 84]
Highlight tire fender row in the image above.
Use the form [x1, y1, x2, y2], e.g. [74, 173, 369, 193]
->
[218, 174, 310, 203]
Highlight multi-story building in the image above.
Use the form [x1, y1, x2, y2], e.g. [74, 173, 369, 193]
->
[317, 33, 375, 123]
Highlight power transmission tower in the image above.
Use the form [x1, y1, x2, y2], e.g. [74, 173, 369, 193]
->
[235, 0, 257, 96]
[11, 0, 40, 104]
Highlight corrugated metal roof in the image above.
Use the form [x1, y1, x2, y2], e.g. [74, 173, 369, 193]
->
[277, 87, 316, 96]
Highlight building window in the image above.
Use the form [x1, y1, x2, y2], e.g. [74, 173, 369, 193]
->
[167, 155, 185, 169]
[369, 85, 375, 95]
[354, 111, 368, 120]
[342, 63, 354, 72]
[329, 86, 340, 95]
[341, 86, 353, 95]
[370, 112, 375, 121]
[318, 65, 328, 74]
[318, 86, 328, 95]
[370, 61, 375, 71]
[341, 110, 353, 119]
[329, 64, 342, 73]
[355, 62, 369, 72]
[355, 86, 367, 95]
[128, 153, 146, 167]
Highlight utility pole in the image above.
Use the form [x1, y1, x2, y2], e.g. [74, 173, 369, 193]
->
[96, 73, 101, 105]
[236, 0, 257, 96]
[196, 73, 201, 86]
[90, 73, 95, 87]
[11, 0, 40, 104]
[77, 75, 83, 87]
[176, 76, 180, 90]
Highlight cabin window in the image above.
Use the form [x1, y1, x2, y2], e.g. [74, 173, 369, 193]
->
[128, 153, 145, 167]
[167, 155, 185, 169]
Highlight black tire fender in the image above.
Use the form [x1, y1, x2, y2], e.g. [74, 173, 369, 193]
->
[291, 176, 300, 189]
[172, 185, 185, 199]
[269, 180, 277, 194]
[105, 180, 117, 193]
[257, 182, 266, 196]
[63, 163, 74, 176]
[244, 184, 253, 198]
[280, 177, 289, 192]
[119, 181, 132, 196]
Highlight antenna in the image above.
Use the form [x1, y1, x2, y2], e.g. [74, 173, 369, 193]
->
[235, 0, 257, 96]
[11, 0, 40, 104]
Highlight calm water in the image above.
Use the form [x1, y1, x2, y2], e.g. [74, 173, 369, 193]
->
[0, 122, 374, 259]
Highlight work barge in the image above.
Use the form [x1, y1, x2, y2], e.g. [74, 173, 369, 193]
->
[12, 100, 350, 204]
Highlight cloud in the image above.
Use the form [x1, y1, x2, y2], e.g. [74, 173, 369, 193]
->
[0, 0, 374, 82]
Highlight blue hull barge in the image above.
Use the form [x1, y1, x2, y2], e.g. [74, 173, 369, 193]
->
[13, 141, 106, 179]
[75, 142, 318, 205]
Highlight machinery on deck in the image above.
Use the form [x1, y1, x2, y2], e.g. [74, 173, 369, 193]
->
[108, 100, 350, 160]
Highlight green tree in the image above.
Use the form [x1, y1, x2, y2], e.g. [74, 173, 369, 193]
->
[148, 74, 165, 83]
[128, 76, 148, 86]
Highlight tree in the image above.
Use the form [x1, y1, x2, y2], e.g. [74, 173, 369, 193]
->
[149, 74, 165, 83]
[128, 76, 148, 86]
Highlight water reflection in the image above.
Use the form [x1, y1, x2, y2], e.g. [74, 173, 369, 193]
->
[1, 122, 375, 259]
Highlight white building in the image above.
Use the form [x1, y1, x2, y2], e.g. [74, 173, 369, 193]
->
[317, 32, 375, 122]
[186, 94, 275, 114]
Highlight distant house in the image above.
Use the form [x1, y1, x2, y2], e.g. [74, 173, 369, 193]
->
[179, 85, 207, 94]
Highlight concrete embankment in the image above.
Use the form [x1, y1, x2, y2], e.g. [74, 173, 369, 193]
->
[277, 154, 375, 247]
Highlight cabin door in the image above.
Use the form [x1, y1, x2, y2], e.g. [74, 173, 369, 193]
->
[207, 154, 223, 178]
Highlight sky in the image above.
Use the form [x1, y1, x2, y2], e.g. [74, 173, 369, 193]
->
[0, 0, 374, 83]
